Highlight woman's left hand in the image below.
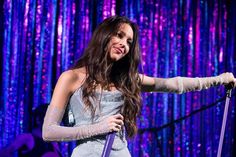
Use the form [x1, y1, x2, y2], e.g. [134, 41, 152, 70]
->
[219, 72, 236, 88]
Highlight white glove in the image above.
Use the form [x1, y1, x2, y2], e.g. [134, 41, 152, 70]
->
[154, 72, 236, 94]
[42, 105, 124, 141]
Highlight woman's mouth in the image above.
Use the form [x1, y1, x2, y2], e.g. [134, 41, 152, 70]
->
[114, 47, 123, 54]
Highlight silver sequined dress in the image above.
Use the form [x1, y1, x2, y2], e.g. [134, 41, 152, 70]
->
[68, 88, 131, 157]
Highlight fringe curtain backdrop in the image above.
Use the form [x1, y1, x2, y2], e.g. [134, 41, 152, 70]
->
[1, 0, 236, 156]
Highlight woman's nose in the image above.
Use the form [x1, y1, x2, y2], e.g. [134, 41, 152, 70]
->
[119, 39, 126, 47]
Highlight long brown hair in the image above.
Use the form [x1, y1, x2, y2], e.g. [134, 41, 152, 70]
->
[73, 16, 142, 138]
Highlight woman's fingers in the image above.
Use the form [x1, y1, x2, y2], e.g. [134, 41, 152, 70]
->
[113, 114, 124, 120]
[107, 114, 124, 132]
[109, 122, 122, 132]
[220, 72, 235, 86]
[226, 73, 236, 87]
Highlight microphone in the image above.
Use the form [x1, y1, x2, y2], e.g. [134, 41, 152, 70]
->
[217, 82, 234, 157]
[101, 132, 116, 157]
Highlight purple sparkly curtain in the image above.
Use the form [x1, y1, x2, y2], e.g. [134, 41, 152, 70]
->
[1, 0, 236, 157]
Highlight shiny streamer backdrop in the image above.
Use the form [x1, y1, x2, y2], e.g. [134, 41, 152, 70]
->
[1, 0, 236, 157]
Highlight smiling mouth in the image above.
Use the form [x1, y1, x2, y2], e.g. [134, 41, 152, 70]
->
[114, 47, 123, 54]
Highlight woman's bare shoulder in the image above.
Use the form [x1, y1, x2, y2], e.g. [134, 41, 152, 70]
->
[59, 68, 86, 92]
[60, 68, 85, 81]
[48, 68, 87, 109]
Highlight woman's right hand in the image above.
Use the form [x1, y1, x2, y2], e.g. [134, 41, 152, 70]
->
[100, 114, 124, 133]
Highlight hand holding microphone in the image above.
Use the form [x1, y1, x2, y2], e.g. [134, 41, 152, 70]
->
[217, 72, 235, 157]
[218, 72, 236, 89]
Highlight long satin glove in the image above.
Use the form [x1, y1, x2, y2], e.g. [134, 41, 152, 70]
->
[154, 72, 235, 94]
[42, 105, 123, 141]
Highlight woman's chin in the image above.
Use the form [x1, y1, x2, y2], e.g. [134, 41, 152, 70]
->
[109, 54, 124, 62]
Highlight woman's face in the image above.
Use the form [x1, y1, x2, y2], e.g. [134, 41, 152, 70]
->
[106, 23, 134, 61]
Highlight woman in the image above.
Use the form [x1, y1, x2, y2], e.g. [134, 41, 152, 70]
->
[42, 16, 235, 157]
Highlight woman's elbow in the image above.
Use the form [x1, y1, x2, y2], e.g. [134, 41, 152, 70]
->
[42, 126, 53, 141]
[42, 130, 50, 141]
[165, 79, 183, 94]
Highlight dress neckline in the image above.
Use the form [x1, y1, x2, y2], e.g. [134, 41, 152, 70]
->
[71, 86, 121, 97]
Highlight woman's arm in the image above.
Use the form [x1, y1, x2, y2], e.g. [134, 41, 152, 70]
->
[139, 72, 236, 93]
[42, 70, 124, 141]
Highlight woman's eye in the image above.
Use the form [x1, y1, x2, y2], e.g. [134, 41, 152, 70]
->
[116, 33, 122, 38]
